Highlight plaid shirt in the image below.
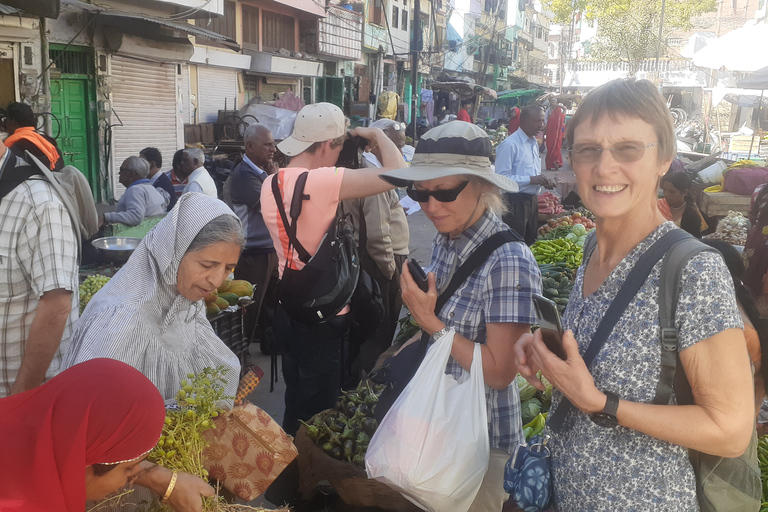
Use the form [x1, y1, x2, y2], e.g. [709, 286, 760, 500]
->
[0, 152, 79, 397]
[427, 210, 541, 454]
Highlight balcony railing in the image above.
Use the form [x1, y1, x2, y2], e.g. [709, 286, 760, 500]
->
[319, 5, 363, 60]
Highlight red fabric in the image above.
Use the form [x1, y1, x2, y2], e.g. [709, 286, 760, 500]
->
[657, 198, 673, 221]
[0, 359, 165, 512]
[457, 108, 472, 123]
[508, 107, 520, 133]
[545, 106, 565, 169]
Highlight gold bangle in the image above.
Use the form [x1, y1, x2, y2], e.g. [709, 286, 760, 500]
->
[162, 471, 178, 502]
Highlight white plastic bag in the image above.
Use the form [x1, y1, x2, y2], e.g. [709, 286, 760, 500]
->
[365, 331, 490, 512]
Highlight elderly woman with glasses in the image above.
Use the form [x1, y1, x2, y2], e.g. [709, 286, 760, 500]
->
[381, 122, 542, 510]
[514, 79, 755, 510]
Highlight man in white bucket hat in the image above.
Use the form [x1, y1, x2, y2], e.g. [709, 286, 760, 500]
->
[379, 121, 542, 511]
[260, 102, 406, 436]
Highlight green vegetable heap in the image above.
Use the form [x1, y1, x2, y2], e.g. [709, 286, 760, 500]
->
[302, 380, 385, 466]
[516, 372, 553, 440]
[79, 274, 110, 314]
[539, 263, 574, 314]
[531, 238, 583, 269]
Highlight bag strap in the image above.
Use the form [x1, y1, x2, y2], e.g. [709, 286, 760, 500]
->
[653, 235, 714, 405]
[411, 230, 524, 364]
[547, 228, 691, 432]
[271, 171, 312, 264]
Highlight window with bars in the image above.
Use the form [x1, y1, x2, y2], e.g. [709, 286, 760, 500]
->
[392, 6, 399, 28]
[262, 11, 295, 52]
[243, 5, 259, 49]
[49, 48, 90, 75]
[195, 0, 236, 40]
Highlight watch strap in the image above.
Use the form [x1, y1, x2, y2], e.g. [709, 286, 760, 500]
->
[602, 391, 619, 419]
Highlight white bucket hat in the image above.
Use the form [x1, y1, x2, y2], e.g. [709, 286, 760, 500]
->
[379, 122, 518, 192]
[278, 102, 347, 157]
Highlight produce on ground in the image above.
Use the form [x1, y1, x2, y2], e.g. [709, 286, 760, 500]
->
[516, 372, 553, 439]
[79, 275, 111, 314]
[539, 222, 594, 248]
[703, 210, 749, 246]
[538, 212, 596, 237]
[538, 191, 564, 216]
[302, 380, 385, 466]
[531, 238, 583, 269]
[538, 263, 574, 313]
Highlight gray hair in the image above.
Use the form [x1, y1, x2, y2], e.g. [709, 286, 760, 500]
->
[370, 119, 405, 132]
[122, 156, 150, 179]
[183, 148, 205, 166]
[243, 123, 272, 144]
[186, 214, 244, 254]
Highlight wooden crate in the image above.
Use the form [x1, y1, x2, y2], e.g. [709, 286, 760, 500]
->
[699, 191, 752, 217]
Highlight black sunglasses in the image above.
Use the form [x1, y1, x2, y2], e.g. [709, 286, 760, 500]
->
[406, 181, 470, 203]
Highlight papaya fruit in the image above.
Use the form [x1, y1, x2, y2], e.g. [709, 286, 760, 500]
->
[217, 279, 232, 294]
[203, 289, 218, 304]
[214, 297, 230, 310]
[227, 280, 254, 297]
[206, 302, 220, 317]
[219, 292, 240, 306]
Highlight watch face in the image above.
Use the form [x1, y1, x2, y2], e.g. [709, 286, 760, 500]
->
[590, 413, 618, 428]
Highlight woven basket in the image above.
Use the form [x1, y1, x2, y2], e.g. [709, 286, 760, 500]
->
[295, 425, 421, 511]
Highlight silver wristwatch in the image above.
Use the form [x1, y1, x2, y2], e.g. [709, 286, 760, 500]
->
[432, 325, 452, 339]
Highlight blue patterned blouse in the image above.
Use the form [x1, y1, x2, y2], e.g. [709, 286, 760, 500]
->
[548, 222, 743, 511]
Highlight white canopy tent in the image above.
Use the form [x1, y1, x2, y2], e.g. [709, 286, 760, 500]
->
[692, 23, 768, 73]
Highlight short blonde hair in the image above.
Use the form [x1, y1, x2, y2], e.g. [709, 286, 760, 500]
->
[469, 177, 507, 216]
[566, 78, 676, 163]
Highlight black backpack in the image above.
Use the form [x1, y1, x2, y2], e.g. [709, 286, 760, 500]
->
[271, 171, 360, 324]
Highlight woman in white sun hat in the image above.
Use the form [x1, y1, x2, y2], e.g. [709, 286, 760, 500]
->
[381, 121, 543, 511]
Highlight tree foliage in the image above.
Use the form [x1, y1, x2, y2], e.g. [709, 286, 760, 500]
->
[544, 0, 716, 75]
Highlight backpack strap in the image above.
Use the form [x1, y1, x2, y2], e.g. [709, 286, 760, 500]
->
[653, 235, 715, 405]
[271, 171, 312, 264]
[548, 228, 691, 432]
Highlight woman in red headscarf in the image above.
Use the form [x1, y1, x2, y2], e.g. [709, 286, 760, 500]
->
[507, 107, 520, 133]
[0, 359, 166, 511]
[545, 105, 566, 170]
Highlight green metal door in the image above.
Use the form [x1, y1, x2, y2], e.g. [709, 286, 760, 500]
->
[315, 77, 344, 110]
[48, 44, 100, 201]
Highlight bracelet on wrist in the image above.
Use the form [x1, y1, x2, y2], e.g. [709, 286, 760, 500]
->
[161, 471, 178, 502]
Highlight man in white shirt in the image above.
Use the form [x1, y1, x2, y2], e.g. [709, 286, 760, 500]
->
[181, 148, 217, 197]
[494, 104, 555, 244]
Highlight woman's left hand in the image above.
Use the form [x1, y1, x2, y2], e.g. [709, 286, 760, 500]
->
[529, 328, 606, 414]
[400, 260, 442, 335]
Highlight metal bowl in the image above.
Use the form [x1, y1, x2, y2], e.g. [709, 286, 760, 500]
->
[91, 237, 142, 264]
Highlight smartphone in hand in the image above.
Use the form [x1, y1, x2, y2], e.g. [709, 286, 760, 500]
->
[407, 259, 429, 292]
[532, 293, 567, 360]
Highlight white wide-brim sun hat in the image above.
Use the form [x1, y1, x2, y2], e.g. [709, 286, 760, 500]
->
[379, 122, 518, 193]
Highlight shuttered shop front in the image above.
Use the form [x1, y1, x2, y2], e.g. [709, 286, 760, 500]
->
[111, 55, 180, 198]
[197, 66, 238, 123]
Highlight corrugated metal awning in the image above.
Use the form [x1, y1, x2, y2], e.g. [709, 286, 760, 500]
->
[100, 12, 239, 50]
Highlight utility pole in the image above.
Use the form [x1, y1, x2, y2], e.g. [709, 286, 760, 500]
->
[411, 0, 421, 141]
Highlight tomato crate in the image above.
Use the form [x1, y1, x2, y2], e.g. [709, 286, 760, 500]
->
[209, 304, 250, 358]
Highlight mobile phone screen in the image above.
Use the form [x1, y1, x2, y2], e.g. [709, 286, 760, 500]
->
[532, 294, 567, 360]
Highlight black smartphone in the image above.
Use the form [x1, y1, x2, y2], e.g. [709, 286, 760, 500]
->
[532, 293, 567, 360]
[407, 259, 429, 292]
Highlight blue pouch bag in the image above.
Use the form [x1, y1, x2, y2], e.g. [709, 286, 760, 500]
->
[503, 435, 552, 512]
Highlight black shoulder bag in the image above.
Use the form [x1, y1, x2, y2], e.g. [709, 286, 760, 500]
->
[370, 229, 522, 422]
[271, 172, 360, 324]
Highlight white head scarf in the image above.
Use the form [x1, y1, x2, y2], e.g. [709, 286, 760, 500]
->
[62, 193, 242, 400]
